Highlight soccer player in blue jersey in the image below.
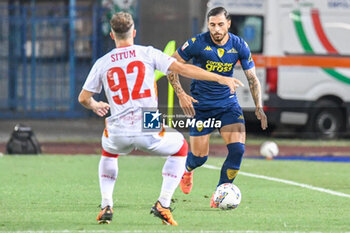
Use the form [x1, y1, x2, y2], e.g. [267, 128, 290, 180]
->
[167, 7, 268, 207]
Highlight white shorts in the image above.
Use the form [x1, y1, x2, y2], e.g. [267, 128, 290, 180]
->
[101, 127, 186, 157]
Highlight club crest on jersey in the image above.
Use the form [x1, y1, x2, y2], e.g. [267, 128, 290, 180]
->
[181, 41, 189, 51]
[196, 121, 204, 132]
[217, 48, 225, 58]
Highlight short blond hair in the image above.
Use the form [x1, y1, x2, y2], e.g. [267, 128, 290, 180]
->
[110, 12, 134, 39]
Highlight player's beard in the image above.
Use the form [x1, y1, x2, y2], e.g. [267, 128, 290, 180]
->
[211, 31, 227, 43]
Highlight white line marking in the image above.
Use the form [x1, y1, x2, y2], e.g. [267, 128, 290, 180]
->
[0, 231, 295, 233]
[203, 164, 350, 198]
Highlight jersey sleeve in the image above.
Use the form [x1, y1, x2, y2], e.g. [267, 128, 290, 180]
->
[151, 47, 176, 74]
[238, 39, 255, 70]
[177, 37, 199, 61]
[82, 59, 103, 93]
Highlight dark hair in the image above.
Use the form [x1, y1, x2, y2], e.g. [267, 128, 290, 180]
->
[110, 12, 134, 38]
[207, 7, 230, 21]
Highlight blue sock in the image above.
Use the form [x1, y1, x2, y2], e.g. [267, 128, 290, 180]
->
[185, 152, 208, 172]
[218, 142, 245, 186]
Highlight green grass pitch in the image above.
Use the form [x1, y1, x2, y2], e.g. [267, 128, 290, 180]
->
[0, 155, 349, 232]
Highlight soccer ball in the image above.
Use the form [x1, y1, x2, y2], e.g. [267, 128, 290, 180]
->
[213, 183, 241, 210]
[260, 141, 279, 159]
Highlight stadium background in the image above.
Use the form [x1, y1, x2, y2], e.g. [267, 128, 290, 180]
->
[0, 0, 207, 118]
[0, 0, 349, 155]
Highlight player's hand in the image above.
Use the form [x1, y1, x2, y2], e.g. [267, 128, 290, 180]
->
[219, 77, 244, 94]
[177, 92, 198, 118]
[92, 101, 110, 117]
[255, 107, 268, 130]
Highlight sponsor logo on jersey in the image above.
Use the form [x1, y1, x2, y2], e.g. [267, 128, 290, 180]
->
[205, 60, 233, 72]
[238, 115, 244, 120]
[191, 37, 196, 43]
[227, 48, 238, 53]
[217, 48, 225, 58]
[143, 110, 161, 129]
[204, 46, 212, 51]
[181, 41, 189, 51]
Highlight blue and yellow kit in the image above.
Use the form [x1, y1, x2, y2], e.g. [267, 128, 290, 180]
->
[177, 31, 255, 135]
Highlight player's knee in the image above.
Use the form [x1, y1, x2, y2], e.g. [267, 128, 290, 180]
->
[190, 149, 209, 157]
[195, 152, 207, 157]
[171, 139, 188, 157]
[226, 142, 245, 170]
[186, 152, 208, 171]
[191, 152, 208, 164]
[190, 137, 210, 156]
[102, 149, 119, 158]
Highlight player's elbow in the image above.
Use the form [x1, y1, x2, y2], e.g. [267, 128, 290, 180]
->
[78, 91, 88, 105]
[78, 89, 95, 109]
[168, 61, 184, 75]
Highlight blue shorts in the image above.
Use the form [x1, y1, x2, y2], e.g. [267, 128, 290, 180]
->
[189, 104, 245, 136]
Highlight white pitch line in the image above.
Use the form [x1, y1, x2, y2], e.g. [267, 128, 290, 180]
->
[203, 164, 350, 199]
[0, 231, 289, 233]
